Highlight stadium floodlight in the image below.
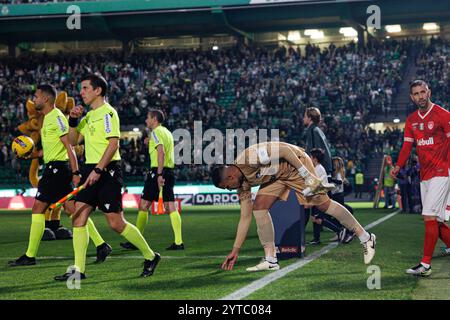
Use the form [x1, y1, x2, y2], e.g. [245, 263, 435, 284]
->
[339, 27, 358, 37]
[133, 127, 140, 132]
[212, 45, 219, 51]
[304, 29, 319, 36]
[385, 25, 401, 33]
[423, 23, 439, 31]
[393, 118, 400, 124]
[287, 31, 301, 42]
[310, 31, 324, 39]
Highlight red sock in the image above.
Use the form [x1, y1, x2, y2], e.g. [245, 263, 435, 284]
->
[422, 220, 439, 265]
[438, 222, 450, 247]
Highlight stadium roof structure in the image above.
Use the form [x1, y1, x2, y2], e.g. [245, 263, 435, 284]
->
[0, 0, 449, 44]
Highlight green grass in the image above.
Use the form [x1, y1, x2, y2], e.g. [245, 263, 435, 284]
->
[0, 207, 447, 300]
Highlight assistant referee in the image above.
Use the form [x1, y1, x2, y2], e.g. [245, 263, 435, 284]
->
[121, 109, 184, 251]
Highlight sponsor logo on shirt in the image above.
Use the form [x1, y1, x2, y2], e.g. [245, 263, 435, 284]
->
[104, 114, 112, 134]
[152, 132, 160, 144]
[56, 116, 67, 132]
[417, 137, 434, 146]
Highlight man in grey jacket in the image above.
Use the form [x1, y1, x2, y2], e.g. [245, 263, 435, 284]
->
[303, 107, 333, 176]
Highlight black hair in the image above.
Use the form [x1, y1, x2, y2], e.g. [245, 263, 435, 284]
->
[82, 73, 108, 97]
[211, 165, 226, 188]
[310, 148, 324, 164]
[409, 80, 428, 94]
[148, 109, 165, 123]
[37, 84, 57, 100]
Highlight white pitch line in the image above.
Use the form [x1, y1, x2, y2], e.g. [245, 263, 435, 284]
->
[0, 255, 258, 261]
[220, 209, 401, 300]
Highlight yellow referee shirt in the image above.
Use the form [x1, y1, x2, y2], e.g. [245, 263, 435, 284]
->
[41, 107, 69, 164]
[149, 125, 174, 169]
[77, 103, 121, 164]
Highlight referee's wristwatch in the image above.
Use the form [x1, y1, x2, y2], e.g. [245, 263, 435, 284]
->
[72, 170, 81, 176]
[94, 167, 103, 175]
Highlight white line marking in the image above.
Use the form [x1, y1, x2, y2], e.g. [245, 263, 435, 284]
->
[1, 255, 258, 261]
[220, 210, 400, 300]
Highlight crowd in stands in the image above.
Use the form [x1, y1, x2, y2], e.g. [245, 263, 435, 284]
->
[414, 37, 449, 111]
[1, 38, 446, 188]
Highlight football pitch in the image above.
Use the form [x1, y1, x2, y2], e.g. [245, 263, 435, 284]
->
[0, 205, 449, 300]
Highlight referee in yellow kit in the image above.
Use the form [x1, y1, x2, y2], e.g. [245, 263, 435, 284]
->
[8, 84, 111, 268]
[121, 109, 184, 251]
[54, 74, 160, 281]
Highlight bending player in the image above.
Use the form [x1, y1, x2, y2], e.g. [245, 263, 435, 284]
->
[211, 141, 376, 271]
[8, 85, 111, 267]
[391, 80, 450, 277]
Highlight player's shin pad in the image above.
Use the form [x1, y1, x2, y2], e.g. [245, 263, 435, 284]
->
[325, 200, 363, 234]
[254, 210, 275, 251]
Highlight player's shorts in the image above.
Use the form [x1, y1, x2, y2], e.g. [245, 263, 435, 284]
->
[141, 168, 175, 202]
[256, 153, 329, 206]
[258, 178, 329, 207]
[36, 161, 73, 204]
[75, 161, 123, 213]
[420, 175, 450, 222]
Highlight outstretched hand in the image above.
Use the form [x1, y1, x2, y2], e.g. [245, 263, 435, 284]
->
[221, 248, 239, 271]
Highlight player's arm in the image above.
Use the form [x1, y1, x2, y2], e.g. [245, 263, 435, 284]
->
[83, 137, 118, 188]
[150, 130, 165, 187]
[68, 105, 84, 146]
[60, 134, 80, 186]
[312, 127, 326, 151]
[156, 144, 165, 187]
[259, 142, 318, 179]
[391, 119, 414, 178]
[441, 109, 450, 169]
[222, 190, 253, 271]
[156, 144, 165, 174]
[443, 108, 450, 139]
[96, 137, 119, 171]
[68, 127, 81, 146]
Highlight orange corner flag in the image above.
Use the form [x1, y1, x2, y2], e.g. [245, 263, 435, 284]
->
[157, 187, 164, 215]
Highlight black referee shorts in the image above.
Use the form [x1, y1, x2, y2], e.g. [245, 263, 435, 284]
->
[141, 168, 175, 202]
[36, 161, 73, 204]
[75, 161, 123, 213]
